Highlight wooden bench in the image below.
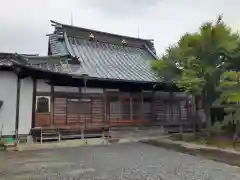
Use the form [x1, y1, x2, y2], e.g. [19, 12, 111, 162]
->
[31, 126, 110, 143]
[31, 127, 60, 143]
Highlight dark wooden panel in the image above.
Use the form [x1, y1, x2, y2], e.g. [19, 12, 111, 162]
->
[154, 99, 167, 122]
[154, 98, 192, 123]
[91, 98, 104, 123]
[179, 100, 188, 120]
[35, 113, 51, 127]
[53, 97, 67, 125]
[106, 92, 154, 126]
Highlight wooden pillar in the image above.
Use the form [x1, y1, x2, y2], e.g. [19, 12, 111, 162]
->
[50, 84, 54, 125]
[31, 78, 37, 128]
[179, 101, 181, 121]
[78, 87, 81, 129]
[66, 97, 68, 124]
[130, 94, 133, 121]
[141, 91, 144, 121]
[103, 89, 108, 125]
[15, 76, 21, 142]
[170, 91, 174, 122]
[151, 91, 156, 123]
[186, 99, 189, 120]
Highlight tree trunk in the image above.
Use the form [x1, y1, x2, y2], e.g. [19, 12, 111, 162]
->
[201, 90, 212, 131]
[233, 122, 240, 148]
[204, 105, 212, 130]
[192, 96, 197, 133]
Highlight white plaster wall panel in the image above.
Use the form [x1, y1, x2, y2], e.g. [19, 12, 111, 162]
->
[36, 79, 51, 92]
[54, 86, 79, 92]
[81, 88, 104, 94]
[154, 91, 170, 97]
[0, 72, 17, 135]
[154, 91, 188, 98]
[19, 77, 33, 135]
[175, 92, 188, 97]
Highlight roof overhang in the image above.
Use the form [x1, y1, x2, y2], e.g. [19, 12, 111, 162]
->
[0, 53, 180, 91]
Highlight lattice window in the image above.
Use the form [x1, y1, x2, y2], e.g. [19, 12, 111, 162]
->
[109, 97, 121, 114]
[36, 96, 50, 113]
[79, 98, 91, 114]
[165, 103, 180, 122]
[67, 98, 79, 115]
[121, 98, 130, 114]
[142, 98, 152, 114]
[132, 98, 141, 114]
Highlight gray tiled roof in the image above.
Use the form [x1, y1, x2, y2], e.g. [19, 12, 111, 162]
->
[0, 54, 82, 76]
[24, 55, 82, 75]
[0, 54, 25, 66]
[0, 58, 13, 66]
[69, 38, 158, 82]
[48, 22, 161, 83]
[48, 34, 69, 56]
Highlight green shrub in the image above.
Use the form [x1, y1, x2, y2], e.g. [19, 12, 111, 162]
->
[170, 134, 183, 141]
[210, 121, 223, 135]
[0, 139, 6, 150]
[182, 134, 198, 142]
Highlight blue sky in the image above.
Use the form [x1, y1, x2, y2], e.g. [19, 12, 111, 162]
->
[0, 0, 239, 55]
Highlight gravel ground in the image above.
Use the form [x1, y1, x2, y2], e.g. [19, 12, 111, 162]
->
[0, 142, 240, 180]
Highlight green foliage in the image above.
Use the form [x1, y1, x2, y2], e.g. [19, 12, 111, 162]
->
[170, 133, 208, 144]
[152, 16, 240, 128]
[218, 71, 240, 127]
[219, 71, 240, 103]
[0, 138, 6, 151]
[210, 121, 223, 135]
[152, 16, 240, 93]
[223, 108, 240, 125]
[176, 68, 205, 95]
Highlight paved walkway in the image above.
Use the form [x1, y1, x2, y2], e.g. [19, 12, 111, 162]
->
[157, 137, 240, 155]
[14, 128, 164, 151]
[17, 138, 107, 151]
[1, 142, 240, 179]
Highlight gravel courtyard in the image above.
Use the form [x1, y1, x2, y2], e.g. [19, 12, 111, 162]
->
[0, 142, 240, 180]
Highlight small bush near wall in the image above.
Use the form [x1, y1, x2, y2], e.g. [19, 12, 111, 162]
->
[170, 133, 208, 144]
[170, 132, 240, 149]
[0, 139, 6, 151]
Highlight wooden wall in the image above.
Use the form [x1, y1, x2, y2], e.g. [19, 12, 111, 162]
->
[34, 84, 195, 129]
[154, 96, 195, 125]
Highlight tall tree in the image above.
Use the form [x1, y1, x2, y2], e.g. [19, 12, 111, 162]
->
[152, 16, 240, 129]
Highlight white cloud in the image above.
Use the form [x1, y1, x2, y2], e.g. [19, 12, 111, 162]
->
[0, 0, 239, 55]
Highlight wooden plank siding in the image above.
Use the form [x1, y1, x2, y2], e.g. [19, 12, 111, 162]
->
[53, 97, 67, 125]
[35, 113, 51, 127]
[34, 89, 195, 129]
[106, 92, 154, 126]
[154, 97, 195, 125]
[88, 97, 105, 129]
